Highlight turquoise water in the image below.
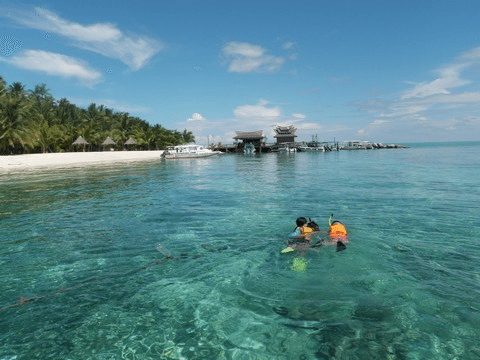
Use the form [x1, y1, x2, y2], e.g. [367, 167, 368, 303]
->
[1, 143, 479, 359]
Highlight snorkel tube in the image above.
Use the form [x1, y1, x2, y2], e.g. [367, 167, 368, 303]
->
[329, 213, 334, 226]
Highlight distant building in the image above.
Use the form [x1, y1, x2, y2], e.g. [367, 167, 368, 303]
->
[233, 130, 265, 152]
[273, 125, 297, 144]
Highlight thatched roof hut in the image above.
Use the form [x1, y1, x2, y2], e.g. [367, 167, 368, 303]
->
[124, 137, 137, 145]
[72, 136, 89, 146]
[102, 136, 116, 146]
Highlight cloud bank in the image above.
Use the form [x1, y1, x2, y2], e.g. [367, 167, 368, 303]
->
[5, 7, 162, 70]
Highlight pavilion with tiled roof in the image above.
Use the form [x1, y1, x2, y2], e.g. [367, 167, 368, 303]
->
[233, 130, 265, 152]
[273, 125, 297, 144]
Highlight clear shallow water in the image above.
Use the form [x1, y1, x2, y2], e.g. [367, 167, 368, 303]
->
[1, 143, 479, 360]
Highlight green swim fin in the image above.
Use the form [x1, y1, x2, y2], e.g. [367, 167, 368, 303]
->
[291, 257, 308, 272]
[281, 246, 295, 254]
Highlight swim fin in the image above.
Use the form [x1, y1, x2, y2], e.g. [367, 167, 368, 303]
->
[281, 246, 295, 254]
[336, 241, 347, 252]
[291, 257, 308, 272]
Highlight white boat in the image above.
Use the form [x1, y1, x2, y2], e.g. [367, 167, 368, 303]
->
[278, 145, 297, 153]
[297, 146, 325, 152]
[162, 144, 222, 159]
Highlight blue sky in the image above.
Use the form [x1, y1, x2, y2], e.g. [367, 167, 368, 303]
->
[1, 0, 480, 143]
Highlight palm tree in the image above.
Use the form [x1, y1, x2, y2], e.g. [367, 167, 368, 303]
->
[0, 95, 31, 154]
[182, 129, 195, 143]
[0, 77, 193, 154]
[8, 82, 26, 99]
[30, 84, 53, 102]
[115, 112, 133, 144]
[0, 76, 6, 97]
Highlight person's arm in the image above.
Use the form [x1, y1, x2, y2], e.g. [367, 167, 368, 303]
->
[288, 227, 302, 239]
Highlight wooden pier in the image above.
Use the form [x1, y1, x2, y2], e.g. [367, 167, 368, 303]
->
[209, 128, 407, 153]
[210, 141, 407, 153]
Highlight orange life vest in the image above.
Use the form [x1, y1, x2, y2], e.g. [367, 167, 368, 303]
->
[329, 222, 347, 239]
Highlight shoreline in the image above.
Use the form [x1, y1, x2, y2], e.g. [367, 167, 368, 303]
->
[0, 151, 164, 172]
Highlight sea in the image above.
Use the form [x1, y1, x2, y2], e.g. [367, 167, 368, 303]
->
[0, 142, 479, 360]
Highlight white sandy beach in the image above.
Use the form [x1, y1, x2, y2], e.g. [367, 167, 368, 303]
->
[0, 151, 164, 172]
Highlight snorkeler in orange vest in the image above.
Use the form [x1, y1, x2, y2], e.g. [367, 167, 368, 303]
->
[285, 215, 348, 252]
[328, 214, 348, 251]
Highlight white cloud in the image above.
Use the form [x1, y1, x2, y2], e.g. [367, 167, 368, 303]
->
[282, 41, 295, 50]
[187, 112, 206, 122]
[222, 41, 285, 73]
[459, 46, 480, 61]
[384, 103, 429, 118]
[1, 49, 101, 84]
[425, 92, 480, 105]
[282, 41, 298, 62]
[400, 46, 480, 100]
[401, 63, 469, 99]
[5, 7, 162, 70]
[358, 45, 480, 141]
[291, 113, 306, 119]
[321, 125, 353, 133]
[233, 99, 281, 120]
[370, 119, 389, 126]
[224, 42, 264, 58]
[294, 122, 321, 130]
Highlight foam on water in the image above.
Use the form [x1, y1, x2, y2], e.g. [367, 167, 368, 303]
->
[1, 142, 479, 359]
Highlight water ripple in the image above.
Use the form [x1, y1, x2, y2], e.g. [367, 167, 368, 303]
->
[1, 145, 480, 359]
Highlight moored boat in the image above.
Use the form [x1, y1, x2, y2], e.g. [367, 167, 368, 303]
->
[272, 145, 297, 153]
[297, 145, 325, 152]
[162, 144, 222, 159]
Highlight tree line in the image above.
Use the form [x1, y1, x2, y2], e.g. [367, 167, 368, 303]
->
[0, 76, 195, 155]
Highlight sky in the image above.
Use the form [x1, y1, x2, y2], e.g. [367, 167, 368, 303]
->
[1, 0, 480, 144]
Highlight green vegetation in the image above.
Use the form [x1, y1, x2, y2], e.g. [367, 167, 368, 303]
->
[0, 76, 194, 155]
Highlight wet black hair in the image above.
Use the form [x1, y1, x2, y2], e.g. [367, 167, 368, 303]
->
[296, 217, 307, 227]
